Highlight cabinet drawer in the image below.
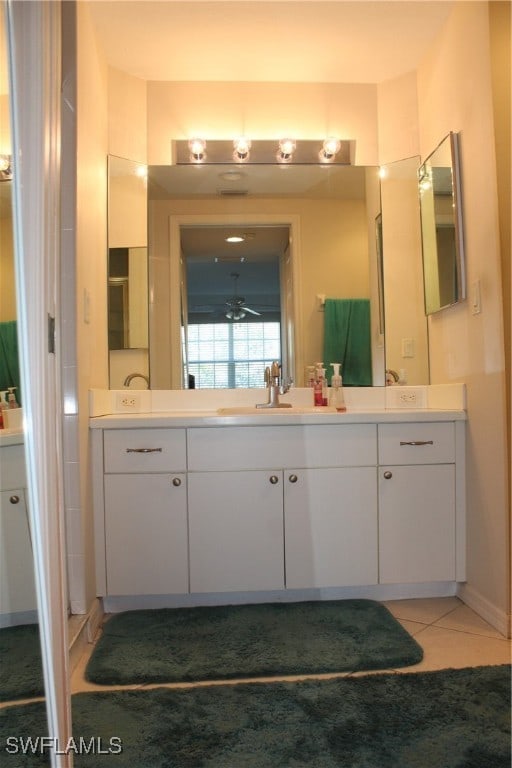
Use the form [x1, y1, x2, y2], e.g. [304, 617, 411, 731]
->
[188, 424, 376, 471]
[378, 422, 455, 465]
[104, 429, 186, 473]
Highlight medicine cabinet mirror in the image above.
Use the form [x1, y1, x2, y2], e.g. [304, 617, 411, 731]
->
[418, 132, 466, 315]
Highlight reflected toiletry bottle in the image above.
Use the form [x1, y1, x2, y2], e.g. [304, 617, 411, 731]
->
[330, 363, 346, 412]
[320, 367, 328, 406]
[7, 387, 19, 408]
[314, 364, 324, 406]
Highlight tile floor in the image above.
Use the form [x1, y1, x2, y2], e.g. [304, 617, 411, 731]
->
[70, 596, 511, 694]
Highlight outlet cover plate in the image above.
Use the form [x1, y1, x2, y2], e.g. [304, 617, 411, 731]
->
[388, 387, 427, 409]
[115, 392, 142, 412]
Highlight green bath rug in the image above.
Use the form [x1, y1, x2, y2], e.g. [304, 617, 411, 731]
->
[0, 623, 44, 702]
[0, 665, 510, 766]
[85, 599, 423, 685]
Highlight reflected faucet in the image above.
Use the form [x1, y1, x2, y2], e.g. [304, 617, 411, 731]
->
[256, 361, 292, 409]
[123, 373, 149, 389]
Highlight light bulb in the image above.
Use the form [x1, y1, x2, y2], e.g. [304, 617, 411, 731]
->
[322, 137, 341, 160]
[188, 138, 206, 161]
[233, 137, 251, 160]
[278, 138, 296, 161]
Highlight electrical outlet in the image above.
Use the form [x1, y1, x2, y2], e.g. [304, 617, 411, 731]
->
[398, 390, 418, 405]
[115, 392, 141, 411]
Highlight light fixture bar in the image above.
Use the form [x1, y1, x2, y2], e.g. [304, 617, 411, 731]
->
[173, 140, 353, 165]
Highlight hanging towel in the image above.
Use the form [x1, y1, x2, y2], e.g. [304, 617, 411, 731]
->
[323, 299, 372, 386]
[0, 320, 21, 402]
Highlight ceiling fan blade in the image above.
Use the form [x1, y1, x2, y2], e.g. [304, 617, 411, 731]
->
[244, 306, 261, 316]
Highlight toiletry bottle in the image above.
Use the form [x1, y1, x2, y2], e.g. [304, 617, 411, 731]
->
[7, 387, 19, 408]
[306, 366, 316, 388]
[320, 366, 328, 406]
[0, 391, 7, 428]
[330, 363, 346, 412]
[313, 363, 324, 406]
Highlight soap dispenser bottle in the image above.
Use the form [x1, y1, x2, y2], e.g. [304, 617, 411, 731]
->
[330, 363, 346, 412]
[7, 387, 19, 408]
[313, 363, 324, 406]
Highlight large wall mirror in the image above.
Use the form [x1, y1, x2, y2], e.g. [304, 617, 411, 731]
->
[108, 153, 430, 389]
[419, 132, 466, 315]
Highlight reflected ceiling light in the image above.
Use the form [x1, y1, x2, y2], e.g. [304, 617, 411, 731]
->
[135, 165, 148, 179]
[188, 138, 206, 162]
[0, 154, 12, 180]
[378, 166, 388, 179]
[233, 137, 251, 161]
[226, 308, 246, 321]
[320, 137, 341, 162]
[225, 235, 245, 243]
[277, 138, 296, 163]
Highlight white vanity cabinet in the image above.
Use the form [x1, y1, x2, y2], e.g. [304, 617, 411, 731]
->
[91, 412, 465, 608]
[187, 424, 377, 592]
[100, 429, 188, 596]
[378, 422, 459, 584]
[0, 439, 37, 623]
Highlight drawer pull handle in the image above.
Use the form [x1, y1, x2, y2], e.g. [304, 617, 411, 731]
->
[399, 440, 434, 446]
[383, 471, 393, 480]
[9, 495, 20, 504]
[269, 475, 279, 485]
[126, 448, 163, 454]
[289, 474, 298, 484]
[172, 477, 182, 487]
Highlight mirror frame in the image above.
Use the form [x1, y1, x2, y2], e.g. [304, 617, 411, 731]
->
[419, 132, 466, 315]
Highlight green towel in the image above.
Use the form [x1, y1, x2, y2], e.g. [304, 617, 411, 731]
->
[0, 320, 21, 403]
[323, 299, 372, 386]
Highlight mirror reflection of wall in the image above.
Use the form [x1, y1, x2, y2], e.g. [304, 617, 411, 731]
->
[0, 5, 44, 706]
[380, 156, 429, 385]
[107, 155, 149, 389]
[419, 133, 466, 316]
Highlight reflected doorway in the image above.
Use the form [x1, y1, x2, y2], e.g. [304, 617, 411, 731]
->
[179, 224, 294, 389]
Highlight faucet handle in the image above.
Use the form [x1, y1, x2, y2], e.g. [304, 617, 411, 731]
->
[264, 366, 271, 386]
[270, 360, 281, 379]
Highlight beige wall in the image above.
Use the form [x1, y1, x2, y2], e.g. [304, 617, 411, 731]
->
[415, 2, 509, 629]
[0, 217, 15, 321]
[147, 81, 379, 166]
[76, 2, 109, 608]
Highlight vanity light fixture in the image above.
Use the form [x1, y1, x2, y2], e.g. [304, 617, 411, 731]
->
[0, 154, 12, 180]
[188, 138, 206, 162]
[320, 137, 341, 162]
[277, 138, 296, 163]
[233, 137, 251, 161]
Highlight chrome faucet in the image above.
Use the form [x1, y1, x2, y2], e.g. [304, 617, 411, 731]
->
[123, 372, 149, 388]
[256, 361, 292, 409]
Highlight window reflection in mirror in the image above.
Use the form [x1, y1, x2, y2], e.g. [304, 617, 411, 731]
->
[107, 156, 149, 388]
[419, 132, 466, 315]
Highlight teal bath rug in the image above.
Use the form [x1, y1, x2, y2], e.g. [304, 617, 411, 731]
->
[85, 599, 423, 685]
[0, 624, 44, 702]
[0, 665, 510, 767]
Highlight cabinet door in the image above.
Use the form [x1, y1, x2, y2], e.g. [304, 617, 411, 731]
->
[285, 467, 378, 589]
[188, 471, 284, 593]
[379, 464, 455, 583]
[0, 489, 37, 616]
[104, 473, 188, 595]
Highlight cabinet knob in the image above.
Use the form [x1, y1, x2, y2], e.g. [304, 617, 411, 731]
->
[269, 475, 279, 485]
[383, 471, 393, 480]
[288, 474, 298, 483]
[9, 495, 20, 504]
[172, 477, 182, 487]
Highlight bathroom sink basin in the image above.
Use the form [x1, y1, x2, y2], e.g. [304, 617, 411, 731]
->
[217, 406, 338, 415]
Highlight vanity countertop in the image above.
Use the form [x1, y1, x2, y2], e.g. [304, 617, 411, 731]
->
[0, 428, 25, 446]
[89, 408, 467, 429]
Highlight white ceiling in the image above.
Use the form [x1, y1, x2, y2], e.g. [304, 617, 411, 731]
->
[88, 0, 454, 84]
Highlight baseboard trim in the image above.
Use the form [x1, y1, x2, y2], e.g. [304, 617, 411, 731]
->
[457, 583, 511, 638]
[102, 582, 459, 614]
[68, 598, 104, 674]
